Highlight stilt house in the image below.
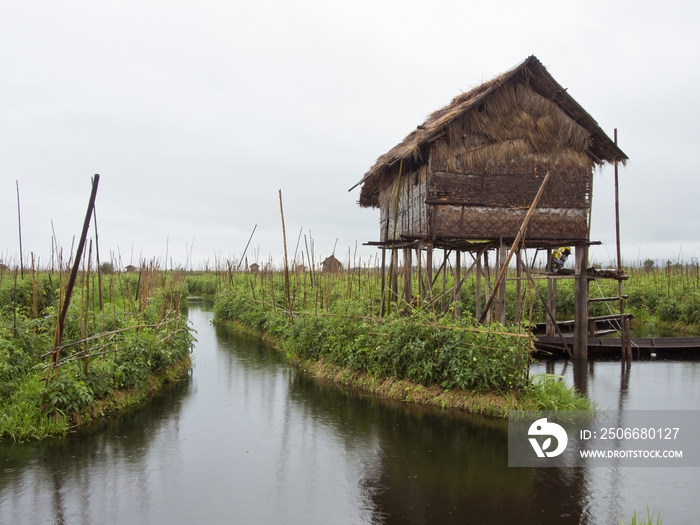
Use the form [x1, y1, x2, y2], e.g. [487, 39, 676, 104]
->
[353, 56, 629, 359]
[357, 56, 626, 246]
[321, 255, 343, 273]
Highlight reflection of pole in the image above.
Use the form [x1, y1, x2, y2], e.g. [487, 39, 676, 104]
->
[619, 359, 631, 410]
[573, 359, 588, 396]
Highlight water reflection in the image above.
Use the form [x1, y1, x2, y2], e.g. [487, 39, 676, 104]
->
[0, 377, 190, 525]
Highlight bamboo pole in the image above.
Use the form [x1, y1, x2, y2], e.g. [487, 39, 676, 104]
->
[92, 195, 103, 311]
[453, 250, 461, 319]
[279, 190, 292, 320]
[50, 174, 100, 372]
[613, 129, 631, 359]
[475, 252, 482, 320]
[16, 181, 24, 278]
[515, 248, 522, 323]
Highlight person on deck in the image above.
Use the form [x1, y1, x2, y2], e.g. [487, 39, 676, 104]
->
[551, 247, 572, 272]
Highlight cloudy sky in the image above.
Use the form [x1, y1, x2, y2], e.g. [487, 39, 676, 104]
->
[1, 0, 698, 270]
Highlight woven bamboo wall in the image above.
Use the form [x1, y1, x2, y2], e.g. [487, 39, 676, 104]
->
[379, 165, 428, 242]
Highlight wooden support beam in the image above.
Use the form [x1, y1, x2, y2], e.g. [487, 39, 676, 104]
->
[589, 295, 629, 302]
[475, 252, 482, 321]
[404, 247, 412, 305]
[497, 243, 507, 324]
[426, 242, 433, 300]
[416, 247, 422, 307]
[573, 244, 589, 360]
[515, 248, 522, 324]
[379, 248, 387, 317]
[454, 250, 461, 318]
[441, 249, 448, 312]
[391, 249, 398, 305]
[546, 251, 557, 338]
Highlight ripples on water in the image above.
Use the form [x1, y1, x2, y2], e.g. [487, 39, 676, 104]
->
[0, 305, 698, 524]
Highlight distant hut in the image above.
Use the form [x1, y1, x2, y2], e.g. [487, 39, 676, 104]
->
[321, 255, 343, 273]
[353, 56, 628, 359]
[125, 264, 138, 273]
[249, 263, 260, 273]
[294, 264, 307, 274]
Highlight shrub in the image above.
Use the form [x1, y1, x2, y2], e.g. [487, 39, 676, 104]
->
[45, 369, 95, 414]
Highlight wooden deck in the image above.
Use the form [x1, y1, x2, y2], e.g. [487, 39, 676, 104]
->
[534, 335, 700, 358]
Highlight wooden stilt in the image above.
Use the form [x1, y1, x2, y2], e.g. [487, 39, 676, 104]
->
[391, 249, 398, 305]
[475, 251, 482, 321]
[484, 251, 492, 324]
[441, 248, 448, 312]
[380, 248, 387, 317]
[403, 247, 412, 305]
[546, 251, 557, 338]
[497, 243, 507, 324]
[454, 250, 461, 318]
[515, 248, 522, 323]
[416, 247, 422, 307]
[426, 242, 433, 301]
[573, 244, 589, 360]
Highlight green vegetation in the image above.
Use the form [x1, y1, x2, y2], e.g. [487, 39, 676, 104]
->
[0, 265, 194, 441]
[207, 265, 592, 414]
[618, 507, 663, 525]
[519, 374, 594, 411]
[550, 260, 700, 333]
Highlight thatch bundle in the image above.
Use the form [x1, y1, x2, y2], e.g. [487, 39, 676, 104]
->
[434, 82, 593, 173]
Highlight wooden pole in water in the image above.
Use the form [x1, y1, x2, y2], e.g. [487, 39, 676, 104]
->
[613, 129, 631, 359]
[573, 244, 589, 361]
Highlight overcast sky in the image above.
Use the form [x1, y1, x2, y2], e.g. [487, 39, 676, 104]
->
[1, 0, 699, 270]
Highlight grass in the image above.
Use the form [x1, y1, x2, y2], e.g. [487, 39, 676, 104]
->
[520, 374, 595, 411]
[618, 507, 663, 525]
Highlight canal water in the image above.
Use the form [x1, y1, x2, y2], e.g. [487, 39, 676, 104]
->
[1, 304, 698, 524]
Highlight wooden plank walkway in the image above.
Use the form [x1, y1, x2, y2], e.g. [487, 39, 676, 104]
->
[534, 335, 700, 358]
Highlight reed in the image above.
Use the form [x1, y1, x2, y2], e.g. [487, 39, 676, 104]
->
[617, 507, 663, 525]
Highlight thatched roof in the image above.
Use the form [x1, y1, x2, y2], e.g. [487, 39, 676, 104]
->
[321, 255, 343, 272]
[355, 56, 628, 208]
